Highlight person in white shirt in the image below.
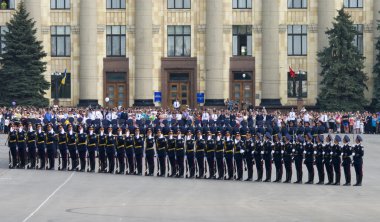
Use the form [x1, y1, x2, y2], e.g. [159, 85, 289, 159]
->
[173, 99, 180, 109]
[201, 111, 209, 122]
[288, 108, 296, 124]
[303, 112, 310, 123]
[176, 112, 182, 121]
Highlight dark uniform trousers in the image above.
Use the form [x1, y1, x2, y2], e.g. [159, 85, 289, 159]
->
[157, 148, 167, 176]
[9, 142, 18, 168]
[294, 155, 303, 182]
[135, 146, 143, 174]
[283, 156, 292, 182]
[27, 141, 37, 168]
[106, 145, 115, 173]
[46, 143, 56, 169]
[145, 146, 155, 175]
[215, 151, 224, 179]
[206, 151, 215, 178]
[332, 156, 341, 184]
[186, 150, 195, 178]
[353, 158, 363, 185]
[245, 152, 254, 180]
[316, 156, 324, 183]
[342, 157, 351, 184]
[234, 153, 243, 180]
[125, 145, 135, 174]
[168, 149, 176, 176]
[37, 143, 45, 169]
[225, 152, 234, 179]
[324, 156, 333, 184]
[77, 144, 87, 171]
[176, 148, 185, 177]
[68, 144, 78, 170]
[58, 143, 68, 170]
[98, 145, 107, 172]
[116, 146, 126, 173]
[273, 153, 283, 182]
[196, 151, 205, 178]
[17, 142, 26, 168]
[87, 145, 96, 171]
[263, 154, 272, 181]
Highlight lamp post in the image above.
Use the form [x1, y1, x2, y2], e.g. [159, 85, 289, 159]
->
[296, 70, 306, 111]
[51, 71, 62, 105]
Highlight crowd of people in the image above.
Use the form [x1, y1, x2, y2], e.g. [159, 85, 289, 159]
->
[3, 106, 365, 186]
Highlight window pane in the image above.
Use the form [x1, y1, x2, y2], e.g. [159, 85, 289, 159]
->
[9, 0, 15, 8]
[51, 36, 57, 55]
[238, 0, 246, 8]
[168, 26, 175, 34]
[184, 36, 191, 56]
[51, 0, 56, 9]
[65, 36, 70, 56]
[168, 0, 174, 8]
[57, 26, 65, 35]
[175, 0, 183, 8]
[57, 0, 64, 8]
[293, 25, 302, 34]
[288, 36, 293, 55]
[233, 36, 238, 56]
[175, 36, 183, 56]
[107, 0, 112, 9]
[288, 0, 292, 8]
[302, 35, 307, 55]
[65, 26, 71, 34]
[106, 36, 112, 56]
[294, 0, 301, 8]
[112, 36, 120, 55]
[247, 35, 252, 56]
[233, 0, 238, 8]
[121, 26, 126, 34]
[302, 0, 307, 7]
[120, 0, 126, 8]
[112, 0, 120, 8]
[294, 36, 301, 55]
[175, 26, 183, 34]
[112, 26, 120, 34]
[168, 36, 174, 56]
[247, 0, 252, 8]
[358, 0, 363, 7]
[106, 26, 111, 34]
[121, 36, 126, 56]
[184, 0, 191, 8]
[183, 26, 191, 35]
[51, 26, 56, 34]
[57, 36, 65, 56]
[65, 0, 70, 9]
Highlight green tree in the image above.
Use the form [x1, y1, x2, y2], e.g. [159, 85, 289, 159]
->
[372, 13, 380, 111]
[0, 1, 49, 107]
[317, 8, 368, 111]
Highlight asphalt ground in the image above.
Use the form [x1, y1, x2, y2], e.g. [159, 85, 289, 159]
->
[0, 134, 379, 222]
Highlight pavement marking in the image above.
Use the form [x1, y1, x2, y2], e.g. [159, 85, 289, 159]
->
[22, 172, 75, 222]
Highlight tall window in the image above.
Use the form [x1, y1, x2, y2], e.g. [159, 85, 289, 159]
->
[232, 0, 252, 9]
[51, 0, 70, 9]
[0, 0, 15, 9]
[168, 0, 191, 9]
[0, 26, 8, 54]
[344, 0, 363, 8]
[106, 0, 126, 9]
[288, 25, 307, 56]
[51, 26, 71, 57]
[353, 24, 363, 54]
[288, 0, 307, 9]
[51, 73, 71, 99]
[287, 72, 307, 98]
[233, 25, 252, 56]
[167, 26, 191, 57]
[106, 26, 126, 57]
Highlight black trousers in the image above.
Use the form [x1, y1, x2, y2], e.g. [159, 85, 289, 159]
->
[176, 150, 184, 176]
[254, 157, 263, 180]
[206, 153, 215, 178]
[354, 159, 363, 184]
[116, 148, 125, 173]
[216, 153, 224, 179]
[135, 150, 143, 174]
[78, 146, 87, 171]
[316, 158, 324, 183]
[146, 150, 155, 175]
[294, 157, 303, 182]
[46, 145, 56, 170]
[9, 145, 17, 168]
[98, 146, 106, 171]
[17, 143, 26, 167]
[28, 145, 37, 168]
[274, 158, 283, 181]
[58, 145, 68, 170]
[324, 158, 333, 183]
[125, 148, 134, 174]
[283, 158, 292, 182]
[106, 148, 115, 173]
[332, 157, 341, 184]
[305, 161, 314, 182]
[187, 152, 195, 178]
[234, 153, 243, 180]
[168, 152, 176, 176]
[157, 151, 166, 176]
[68, 146, 78, 170]
[37, 145, 45, 169]
[264, 157, 272, 181]
[196, 152, 205, 177]
[245, 155, 253, 180]
[343, 158, 351, 184]
[225, 153, 233, 179]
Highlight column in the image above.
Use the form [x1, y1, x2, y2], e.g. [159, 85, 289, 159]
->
[134, 0, 154, 106]
[204, 0, 224, 106]
[261, 0, 281, 106]
[78, 0, 98, 106]
[374, 1, 380, 39]
[318, 0, 337, 51]
[24, 0, 42, 40]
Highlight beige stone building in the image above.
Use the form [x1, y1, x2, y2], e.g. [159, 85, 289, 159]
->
[0, 0, 379, 108]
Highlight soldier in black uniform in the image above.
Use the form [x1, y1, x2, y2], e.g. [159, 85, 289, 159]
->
[253, 134, 263, 182]
[244, 132, 254, 181]
[205, 131, 215, 179]
[175, 129, 185, 178]
[315, 135, 325, 185]
[26, 123, 37, 169]
[125, 129, 135, 174]
[304, 133, 314, 184]
[323, 135, 334, 185]
[273, 133, 283, 183]
[195, 131, 206, 178]
[67, 124, 78, 171]
[115, 127, 126, 174]
[8, 123, 18, 168]
[263, 132, 273, 182]
[332, 135, 342, 185]
[145, 128, 155, 176]
[17, 123, 27, 169]
[185, 130, 195, 178]
[106, 126, 116, 173]
[215, 131, 224, 180]
[57, 125, 68, 171]
[234, 132, 244, 181]
[36, 124, 46, 170]
[342, 135, 352, 186]
[167, 130, 176, 177]
[46, 124, 57, 170]
[293, 135, 304, 184]
[353, 135, 364, 186]
[156, 129, 167, 177]
[134, 128, 144, 175]
[224, 131, 234, 180]
[87, 126, 97, 172]
[98, 126, 107, 173]
[77, 125, 87, 172]
[283, 134, 293, 183]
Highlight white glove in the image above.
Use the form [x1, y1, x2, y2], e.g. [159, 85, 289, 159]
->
[240, 150, 245, 154]
[251, 151, 255, 155]
[341, 153, 343, 156]
[292, 149, 295, 152]
[303, 151, 306, 154]
[281, 150, 284, 154]
[352, 152, 356, 156]
[314, 151, 317, 155]
[330, 152, 333, 155]
[271, 150, 274, 154]
[322, 152, 325, 155]
[261, 151, 264, 154]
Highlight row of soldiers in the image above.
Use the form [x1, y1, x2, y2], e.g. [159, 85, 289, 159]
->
[7, 121, 364, 186]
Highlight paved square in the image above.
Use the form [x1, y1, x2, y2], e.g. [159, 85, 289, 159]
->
[0, 134, 379, 222]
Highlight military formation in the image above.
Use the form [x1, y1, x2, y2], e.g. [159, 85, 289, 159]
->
[6, 118, 364, 186]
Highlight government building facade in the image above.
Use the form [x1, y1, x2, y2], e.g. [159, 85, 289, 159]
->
[0, 0, 378, 108]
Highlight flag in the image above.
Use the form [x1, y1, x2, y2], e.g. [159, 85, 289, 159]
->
[289, 66, 296, 78]
[61, 69, 67, 85]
